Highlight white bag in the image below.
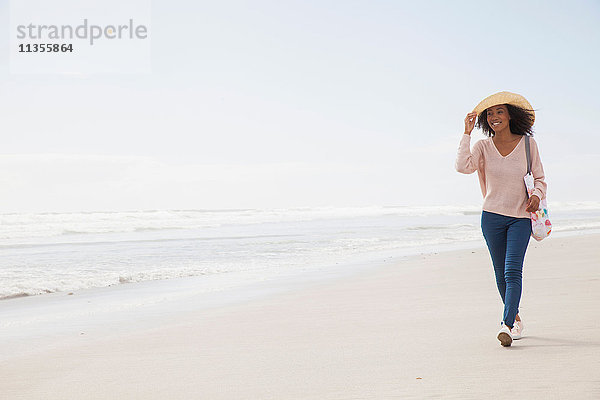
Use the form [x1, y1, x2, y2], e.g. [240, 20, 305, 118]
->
[524, 137, 551, 241]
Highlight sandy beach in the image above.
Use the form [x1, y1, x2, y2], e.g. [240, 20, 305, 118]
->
[1, 233, 599, 399]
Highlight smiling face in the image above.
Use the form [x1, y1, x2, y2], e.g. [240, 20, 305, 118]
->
[486, 104, 511, 132]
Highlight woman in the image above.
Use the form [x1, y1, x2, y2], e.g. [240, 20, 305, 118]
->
[455, 91, 547, 347]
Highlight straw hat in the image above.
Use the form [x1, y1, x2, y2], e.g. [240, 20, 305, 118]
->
[473, 91, 535, 124]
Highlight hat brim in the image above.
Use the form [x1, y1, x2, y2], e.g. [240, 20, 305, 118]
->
[473, 91, 535, 124]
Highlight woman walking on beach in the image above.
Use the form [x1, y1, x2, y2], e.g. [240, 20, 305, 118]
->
[455, 91, 547, 347]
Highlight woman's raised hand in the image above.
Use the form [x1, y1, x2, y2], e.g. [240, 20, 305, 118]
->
[464, 112, 478, 135]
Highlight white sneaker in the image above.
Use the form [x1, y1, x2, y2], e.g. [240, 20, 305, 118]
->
[497, 323, 513, 347]
[511, 320, 524, 340]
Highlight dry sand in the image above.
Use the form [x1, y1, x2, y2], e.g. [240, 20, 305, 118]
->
[1, 233, 599, 399]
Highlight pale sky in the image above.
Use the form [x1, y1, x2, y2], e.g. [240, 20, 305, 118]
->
[1, 0, 599, 212]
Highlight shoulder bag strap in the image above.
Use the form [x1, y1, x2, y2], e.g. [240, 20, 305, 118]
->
[524, 135, 532, 175]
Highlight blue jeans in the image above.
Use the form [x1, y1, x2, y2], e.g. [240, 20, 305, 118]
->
[481, 211, 531, 329]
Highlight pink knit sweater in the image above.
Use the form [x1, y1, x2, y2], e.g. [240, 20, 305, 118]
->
[455, 134, 547, 219]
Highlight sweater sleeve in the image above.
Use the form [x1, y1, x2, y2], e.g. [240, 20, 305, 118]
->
[529, 137, 547, 200]
[455, 134, 482, 174]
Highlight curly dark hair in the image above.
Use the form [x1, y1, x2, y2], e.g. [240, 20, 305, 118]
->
[476, 104, 535, 137]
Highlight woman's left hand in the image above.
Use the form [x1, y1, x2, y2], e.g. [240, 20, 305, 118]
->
[526, 195, 540, 212]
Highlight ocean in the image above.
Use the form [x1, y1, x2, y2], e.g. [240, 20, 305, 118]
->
[2, 202, 600, 300]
